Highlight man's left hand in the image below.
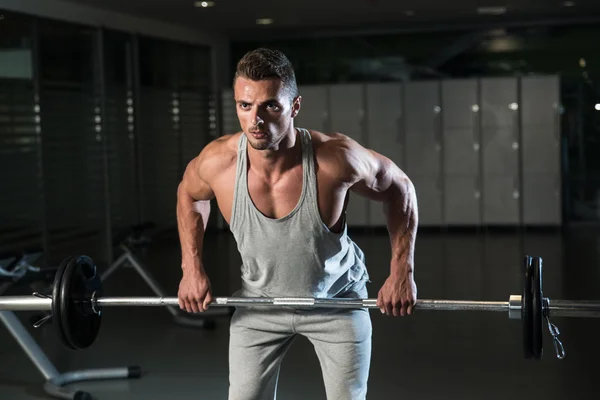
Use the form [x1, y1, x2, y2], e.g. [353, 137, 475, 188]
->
[376, 272, 417, 316]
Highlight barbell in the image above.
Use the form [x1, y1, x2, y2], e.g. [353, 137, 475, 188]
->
[1, 254, 599, 359]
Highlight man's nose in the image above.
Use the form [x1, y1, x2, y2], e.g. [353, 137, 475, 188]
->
[250, 109, 264, 126]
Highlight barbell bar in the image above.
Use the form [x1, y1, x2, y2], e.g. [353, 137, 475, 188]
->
[3, 295, 599, 317]
[0, 296, 509, 312]
[0, 254, 598, 360]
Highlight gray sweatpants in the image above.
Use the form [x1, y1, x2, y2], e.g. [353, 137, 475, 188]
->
[228, 305, 372, 400]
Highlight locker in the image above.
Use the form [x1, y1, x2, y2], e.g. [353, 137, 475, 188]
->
[329, 84, 369, 225]
[180, 89, 211, 166]
[522, 173, 561, 225]
[139, 88, 180, 228]
[365, 82, 403, 166]
[444, 128, 480, 175]
[404, 81, 442, 176]
[0, 79, 43, 251]
[482, 175, 520, 224]
[295, 85, 329, 132]
[521, 75, 561, 177]
[365, 82, 403, 227]
[220, 89, 240, 135]
[405, 130, 442, 176]
[441, 79, 481, 226]
[522, 127, 560, 175]
[481, 77, 518, 128]
[442, 79, 478, 129]
[482, 127, 519, 176]
[411, 174, 443, 226]
[105, 86, 138, 229]
[521, 75, 560, 126]
[405, 81, 441, 133]
[328, 84, 365, 143]
[41, 82, 107, 264]
[444, 176, 481, 225]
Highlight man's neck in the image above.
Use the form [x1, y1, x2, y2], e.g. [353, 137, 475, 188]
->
[247, 128, 301, 179]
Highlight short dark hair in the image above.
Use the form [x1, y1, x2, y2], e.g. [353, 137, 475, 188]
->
[233, 48, 298, 99]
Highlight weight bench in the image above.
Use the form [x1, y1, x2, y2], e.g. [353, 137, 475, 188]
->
[102, 222, 232, 328]
[0, 251, 140, 400]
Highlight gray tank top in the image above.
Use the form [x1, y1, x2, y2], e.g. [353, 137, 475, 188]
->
[229, 128, 370, 299]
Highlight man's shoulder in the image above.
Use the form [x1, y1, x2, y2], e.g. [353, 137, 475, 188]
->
[200, 132, 240, 163]
[194, 132, 240, 178]
[305, 129, 360, 182]
[306, 129, 357, 157]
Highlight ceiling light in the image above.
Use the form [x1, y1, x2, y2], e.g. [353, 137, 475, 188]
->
[488, 28, 507, 37]
[595, 104, 600, 111]
[194, 1, 215, 7]
[486, 37, 521, 52]
[564, 1, 575, 6]
[477, 6, 507, 15]
[256, 18, 274, 25]
[405, 10, 415, 16]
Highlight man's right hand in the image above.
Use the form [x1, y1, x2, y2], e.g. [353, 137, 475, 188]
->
[178, 269, 213, 313]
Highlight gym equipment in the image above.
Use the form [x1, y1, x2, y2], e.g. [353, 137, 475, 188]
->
[0, 250, 56, 284]
[1, 254, 600, 359]
[0, 251, 140, 400]
[100, 222, 232, 329]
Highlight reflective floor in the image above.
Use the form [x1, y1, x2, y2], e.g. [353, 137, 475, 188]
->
[1, 227, 599, 399]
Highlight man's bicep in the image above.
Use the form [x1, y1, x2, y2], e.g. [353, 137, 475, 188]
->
[346, 142, 407, 202]
[360, 152, 417, 212]
[348, 155, 390, 201]
[179, 157, 215, 201]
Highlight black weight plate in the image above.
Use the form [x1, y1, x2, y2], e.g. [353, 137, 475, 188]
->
[52, 256, 73, 349]
[522, 255, 533, 359]
[59, 255, 102, 350]
[532, 257, 543, 359]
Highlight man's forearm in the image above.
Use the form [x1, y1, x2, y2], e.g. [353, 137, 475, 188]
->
[382, 176, 418, 277]
[176, 184, 210, 275]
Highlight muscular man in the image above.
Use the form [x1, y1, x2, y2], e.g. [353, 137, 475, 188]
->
[176, 48, 418, 400]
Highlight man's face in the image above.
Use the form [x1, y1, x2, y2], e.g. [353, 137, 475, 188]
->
[234, 76, 301, 150]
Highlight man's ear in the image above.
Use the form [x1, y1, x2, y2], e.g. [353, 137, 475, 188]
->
[291, 95, 302, 118]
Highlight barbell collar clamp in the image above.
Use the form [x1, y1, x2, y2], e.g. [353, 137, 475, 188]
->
[509, 295, 522, 320]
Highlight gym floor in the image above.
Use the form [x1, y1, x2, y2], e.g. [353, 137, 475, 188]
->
[1, 227, 599, 400]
